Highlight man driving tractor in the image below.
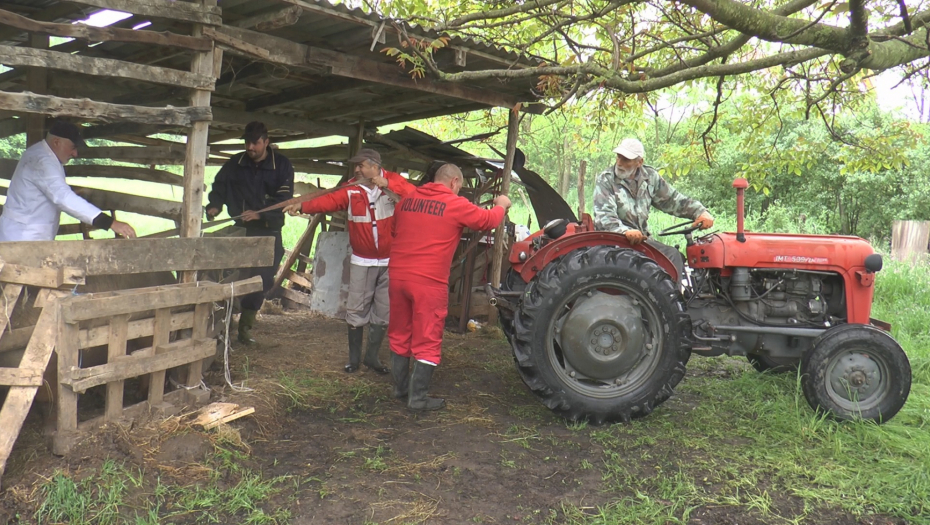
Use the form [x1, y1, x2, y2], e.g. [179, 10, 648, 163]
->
[593, 137, 715, 277]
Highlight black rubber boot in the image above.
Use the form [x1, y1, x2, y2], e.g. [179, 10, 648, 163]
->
[237, 309, 258, 344]
[407, 361, 445, 411]
[392, 353, 410, 401]
[363, 324, 389, 374]
[345, 325, 363, 373]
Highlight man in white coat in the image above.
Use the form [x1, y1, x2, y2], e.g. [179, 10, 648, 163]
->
[0, 120, 136, 241]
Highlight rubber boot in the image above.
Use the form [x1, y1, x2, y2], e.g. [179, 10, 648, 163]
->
[363, 324, 389, 374]
[345, 325, 363, 373]
[407, 361, 445, 411]
[392, 353, 410, 401]
[237, 309, 258, 344]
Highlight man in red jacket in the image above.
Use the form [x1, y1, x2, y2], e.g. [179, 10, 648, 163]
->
[285, 148, 415, 374]
[389, 163, 512, 411]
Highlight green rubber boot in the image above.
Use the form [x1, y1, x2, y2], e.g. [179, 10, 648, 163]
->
[237, 309, 258, 344]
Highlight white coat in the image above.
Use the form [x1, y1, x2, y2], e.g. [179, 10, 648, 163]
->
[0, 140, 101, 241]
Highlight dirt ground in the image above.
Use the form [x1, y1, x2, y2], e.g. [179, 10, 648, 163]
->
[0, 308, 908, 524]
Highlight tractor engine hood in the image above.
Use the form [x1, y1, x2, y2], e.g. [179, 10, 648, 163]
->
[687, 232, 877, 273]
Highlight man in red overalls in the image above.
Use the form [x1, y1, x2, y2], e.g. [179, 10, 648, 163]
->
[389, 163, 512, 411]
[286, 148, 415, 374]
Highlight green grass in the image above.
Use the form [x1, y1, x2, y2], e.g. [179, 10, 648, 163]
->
[33, 449, 290, 524]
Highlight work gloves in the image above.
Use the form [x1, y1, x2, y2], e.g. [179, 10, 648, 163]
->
[623, 229, 647, 245]
[693, 211, 715, 229]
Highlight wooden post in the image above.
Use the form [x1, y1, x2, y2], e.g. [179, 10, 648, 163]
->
[184, 302, 211, 404]
[54, 317, 79, 455]
[180, 0, 217, 283]
[104, 314, 129, 422]
[577, 160, 587, 218]
[26, 33, 48, 146]
[457, 232, 480, 333]
[147, 308, 171, 412]
[891, 220, 930, 263]
[487, 109, 520, 326]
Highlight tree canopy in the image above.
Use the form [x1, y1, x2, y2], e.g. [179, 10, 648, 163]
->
[375, 0, 930, 119]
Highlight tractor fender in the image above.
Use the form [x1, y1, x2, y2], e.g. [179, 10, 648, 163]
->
[515, 231, 679, 283]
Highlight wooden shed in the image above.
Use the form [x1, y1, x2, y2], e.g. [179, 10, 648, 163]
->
[0, 0, 541, 483]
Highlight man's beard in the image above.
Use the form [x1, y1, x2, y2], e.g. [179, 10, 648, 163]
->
[615, 165, 636, 179]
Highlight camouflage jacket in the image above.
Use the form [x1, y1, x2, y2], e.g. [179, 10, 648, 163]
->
[593, 164, 706, 235]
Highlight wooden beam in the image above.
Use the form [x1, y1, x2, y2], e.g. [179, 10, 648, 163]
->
[76, 145, 188, 164]
[244, 77, 366, 112]
[81, 122, 175, 140]
[0, 92, 212, 127]
[104, 314, 129, 421]
[0, 368, 43, 387]
[0, 45, 215, 90]
[232, 6, 301, 31]
[67, 0, 222, 26]
[0, 238, 275, 276]
[60, 277, 263, 323]
[0, 263, 85, 288]
[211, 106, 352, 138]
[0, 284, 23, 337]
[0, 8, 213, 51]
[71, 186, 182, 222]
[0, 297, 59, 480]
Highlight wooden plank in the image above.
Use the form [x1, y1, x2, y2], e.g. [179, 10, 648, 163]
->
[279, 286, 312, 307]
[79, 311, 193, 349]
[75, 145, 188, 164]
[0, 8, 213, 51]
[0, 45, 214, 90]
[0, 263, 85, 288]
[68, 0, 222, 26]
[186, 302, 211, 391]
[65, 338, 215, 393]
[0, 368, 44, 387]
[60, 276, 263, 322]
[0, 284, 23, 337]
[105, 315, 129, 422]
[0, 297, 58, 479]
[0, 238, 274, 276]
[284, 269, 313, 290]
[0, 92, 212, 127]
[192, 402, 255, 429]
[147, 308, 171, 405]
[66, 165, 185, 187]
[273, 214, 323, 290]
[72, 186, 182, 222]
[0, 325, 32, 355]
[488, 110, 520, 326]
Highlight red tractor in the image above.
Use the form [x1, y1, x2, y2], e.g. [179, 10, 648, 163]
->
[490, 178, 911, 424]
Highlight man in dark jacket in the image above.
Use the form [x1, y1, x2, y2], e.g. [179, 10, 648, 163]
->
[206, 121, 294, 344]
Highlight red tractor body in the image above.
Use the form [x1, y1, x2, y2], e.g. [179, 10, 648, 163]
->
[492, 179, 910, 425]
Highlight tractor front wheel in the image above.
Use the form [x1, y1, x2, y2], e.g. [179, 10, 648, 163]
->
[511, 246, 691, 424]
[801, 324, 910, 423]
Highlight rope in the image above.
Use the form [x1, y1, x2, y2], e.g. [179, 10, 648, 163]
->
[220, 281, 252, 393]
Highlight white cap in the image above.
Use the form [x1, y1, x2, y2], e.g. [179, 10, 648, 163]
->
[613, 138, 645, 160]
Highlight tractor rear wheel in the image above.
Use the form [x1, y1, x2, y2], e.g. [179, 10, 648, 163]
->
[511, 246, 691, 423]
[801, 324, 910, 423]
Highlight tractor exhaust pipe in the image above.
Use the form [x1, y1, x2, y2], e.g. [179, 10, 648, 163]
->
[733, 178, 749, 243]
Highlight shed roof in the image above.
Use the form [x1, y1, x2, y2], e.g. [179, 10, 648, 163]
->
[0, 0, 543, 145]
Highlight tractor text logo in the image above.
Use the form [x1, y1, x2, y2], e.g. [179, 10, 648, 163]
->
[773, 255, 829, 264]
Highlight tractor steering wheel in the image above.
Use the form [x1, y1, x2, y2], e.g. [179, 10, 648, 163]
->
[657, 220, 702, 237]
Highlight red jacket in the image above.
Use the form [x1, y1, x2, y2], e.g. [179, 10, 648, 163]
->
[389, 182, 506, 285]
[301, 170, 415, 260]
